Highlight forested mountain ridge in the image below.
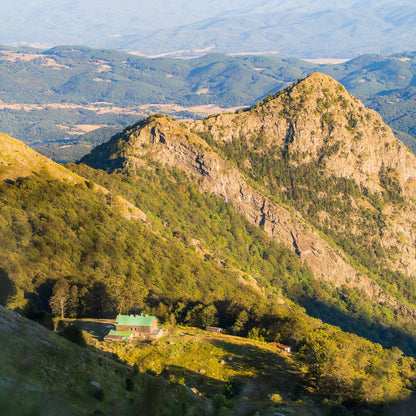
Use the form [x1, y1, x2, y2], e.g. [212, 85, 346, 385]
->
[3, 73, 416, 414]
[81, 73, 416, 351]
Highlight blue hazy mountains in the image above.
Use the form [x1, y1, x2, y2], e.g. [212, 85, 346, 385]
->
[2, 0, 416, 58]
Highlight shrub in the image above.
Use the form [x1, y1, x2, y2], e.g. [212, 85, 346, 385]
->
[270, 393, 283, 404]
[92, 387, 105, 401]
[326, 403, 350, 416]
[62, 324, 86, 347]
[224, 377, 243, 399]
[125, 377, 134, 391]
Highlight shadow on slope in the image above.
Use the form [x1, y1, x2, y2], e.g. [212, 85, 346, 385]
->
[0, 268, 16, 306]
[299, 296, 416, 356]
[381, 392, 416, 416]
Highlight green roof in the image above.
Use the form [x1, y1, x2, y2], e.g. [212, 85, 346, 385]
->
[115, 314, 156, 326]
[107, 329, 132, 339]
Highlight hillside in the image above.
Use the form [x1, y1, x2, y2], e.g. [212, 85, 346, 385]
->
[80, 73, 416, 355]
[0, 131, 85, 183]
[0, 306, 208, 416]
[4, 304, 414, 416]
[3, 73, 416, 414]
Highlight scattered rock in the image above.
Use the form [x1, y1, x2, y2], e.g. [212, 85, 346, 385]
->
[90, 380, 101, 389]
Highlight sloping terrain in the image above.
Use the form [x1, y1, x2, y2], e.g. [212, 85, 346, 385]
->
[3, 46, 416, 162]
[0, 306, 209, 416]
[80, 73, 416, 353]
[2, 74, 416, 414]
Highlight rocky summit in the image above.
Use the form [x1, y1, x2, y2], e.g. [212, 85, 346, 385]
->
[81, 73, 416, 320]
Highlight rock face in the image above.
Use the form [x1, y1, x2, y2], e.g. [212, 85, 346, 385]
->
[191, 73, 416, 278]
[192, 73, 416, 197]
[81, 74, 416, 317]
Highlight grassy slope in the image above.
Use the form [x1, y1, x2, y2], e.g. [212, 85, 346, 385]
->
[0, 306, 209, 416]
[80, 320, 324, 416]
[0, 134, 415, 413]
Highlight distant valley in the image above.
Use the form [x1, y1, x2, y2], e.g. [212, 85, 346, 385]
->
[2, 1, 416, 58]
[1, 45, 416, 163]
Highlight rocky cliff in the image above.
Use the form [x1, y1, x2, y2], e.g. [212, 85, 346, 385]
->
[191, 73, 416, 279]
[192, 73, 416, 197]
[80, 74, 416, 318]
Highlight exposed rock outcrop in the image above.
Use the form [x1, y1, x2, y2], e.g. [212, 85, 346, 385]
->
[81, 74, 416, 317]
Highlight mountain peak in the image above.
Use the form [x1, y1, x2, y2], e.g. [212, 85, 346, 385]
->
[193, 73, 416, 198]
[300, 72, 341, 85]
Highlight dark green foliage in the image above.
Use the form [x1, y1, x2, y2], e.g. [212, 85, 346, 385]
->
[211, 393, 227, 412]
[0, 170, 263, 317]
[379, 163, 404, 203]
[71, 163, 319, 310]
[0, 268, 16, 306]
[21, 301, 54, 330]
[62, 324, 87, 347]
[92, 387, 105, 401]
[326, 404, 350, 416]
[125, 377, 134, 392]
[224, 377, 243, 399]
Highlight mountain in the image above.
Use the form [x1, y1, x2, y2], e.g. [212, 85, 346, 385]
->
[3, 46, 416, 163]
[2, 1, 416, 58]
[81, 73, 416, 353]
[2, 73, 416, 413]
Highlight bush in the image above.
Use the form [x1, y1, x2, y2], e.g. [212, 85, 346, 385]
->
[211, 393, 226, 411]
[62, 324, 86, 346]
[224, 377, 243, 399]
[92, 387, 105, 401]
[270, 393, 283, 404]
[326, 403, 350, 416]
[125, 377, 134, 391]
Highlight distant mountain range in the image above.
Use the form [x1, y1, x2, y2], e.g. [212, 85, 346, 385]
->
[1, 45, 416, 162]
[2, 1, 416, 58]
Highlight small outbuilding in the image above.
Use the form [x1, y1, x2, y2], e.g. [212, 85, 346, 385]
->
[206, 326, 223, 333]
[104, 329, 133, 342]
[269, 342, 291, 353]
